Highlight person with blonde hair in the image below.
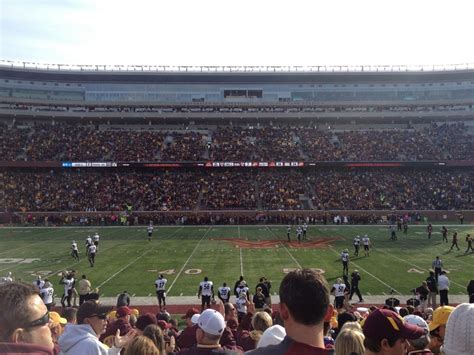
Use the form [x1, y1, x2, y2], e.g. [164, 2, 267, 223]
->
[142, 325, 165, 354]
[124, 335, 160, 355]
[239, 312, 273, 351]
[334, 321, 365, 355]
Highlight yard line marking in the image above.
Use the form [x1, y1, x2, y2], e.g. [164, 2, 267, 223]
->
[375, 248, 467, 289]
[238, 225, 244, 276]
[0, 229, 82, 256]
[167, 227, 211, 295]
[329, 247, 401, 295]
[96, 248, 155, 289]
[265, 225, 302, 269]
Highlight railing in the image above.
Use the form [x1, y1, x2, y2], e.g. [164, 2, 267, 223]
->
[2, 59, 474, 73]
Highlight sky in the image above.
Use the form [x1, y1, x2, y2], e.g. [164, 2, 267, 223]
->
[1, 0, 474, 68]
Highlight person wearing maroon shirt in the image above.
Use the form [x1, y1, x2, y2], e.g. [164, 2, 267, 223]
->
[177, 308, 200, 350]
[246, 268, 335, 355]
[100, 306, 132, 341]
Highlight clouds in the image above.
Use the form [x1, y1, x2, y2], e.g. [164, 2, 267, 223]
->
[1, 0, 474, 66]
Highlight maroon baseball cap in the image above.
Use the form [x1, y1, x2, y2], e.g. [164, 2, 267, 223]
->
[116, 306, 131, 318]
[136, 313, 157, 331]
[363, 309, 425, 341]
[181, 307, 200, 319]
[157, 320, 172, 330]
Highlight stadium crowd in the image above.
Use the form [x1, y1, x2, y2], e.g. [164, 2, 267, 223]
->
[1, 269, 473, 354]
[0, 122, 473, 162]
[3, 169, 473, 213]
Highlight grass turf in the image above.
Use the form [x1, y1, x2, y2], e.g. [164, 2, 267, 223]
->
[0, 224, 472, 298]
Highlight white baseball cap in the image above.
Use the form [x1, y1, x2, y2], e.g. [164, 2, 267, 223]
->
[196, 309, 226, 336]
[257, 325, 286, 348]
[191, 313, 200, 324]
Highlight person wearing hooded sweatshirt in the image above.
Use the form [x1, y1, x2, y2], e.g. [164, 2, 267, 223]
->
[58, 300, 136, 355]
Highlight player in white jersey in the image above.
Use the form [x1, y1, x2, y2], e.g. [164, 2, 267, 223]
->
[303, 223, 308, 239]
[85, 235, 92, 255]
[33, 275, 45, 291]
[341, 249, 350, 276]
[0, 272, 13, 285]
[353, 236, 361, 256]
[40, 280, 55, 311]
[71, 240, 79, 261]
[154, 274, 168, 310]
[218, 282, 231, 303]
[88, 244, 97, 267]
[235, 281, 250, 300]
[147, 223, 154, 242]
[198, 276, 214, 311]
[93, 233, 100, 248]
[235, 292, 249, 322]
[60, 273, 75, 307]
[296, 226, 302, 242]
[362, 235, 371, 256]
[331, 278, 347, 309]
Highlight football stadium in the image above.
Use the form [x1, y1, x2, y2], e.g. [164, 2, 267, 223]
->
[1, 2, 474, 353]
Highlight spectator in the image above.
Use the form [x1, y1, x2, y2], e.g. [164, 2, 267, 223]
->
[441, 303, 474, 355]
[403, 315, 432, 355]
[427, 306, 454, 354]
[101, 306, 133, 340]
[136, 314, 158, 335]
[142, 324, 166, 354]
[362, 308, 425, 355]
[256, 325, 286, 349]
[0, 282, 55, 354]
[49, 311, 67, 345]
[247, 268, 334, 354]
[334, 322, 365, 355]
[58, 300, 136, 354]
[124, 335, 160, 355]
[61, 308, 77, 325]
[177, 309, 241, 354]
[238, 312, 272, 351]
[176, 308, 200, 350]
[253, 287, 266, 311]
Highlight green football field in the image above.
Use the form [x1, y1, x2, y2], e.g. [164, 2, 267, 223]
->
[0, 224, 473, 298]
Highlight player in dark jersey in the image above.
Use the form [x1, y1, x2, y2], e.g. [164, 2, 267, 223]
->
[465, 234, 474, 253]
[427, 223, 433, 239]
[448, 231, 460, 251]
[403, 221, 408, 234]
[286, 225, 291, 242]
[441, 226, 448, 243]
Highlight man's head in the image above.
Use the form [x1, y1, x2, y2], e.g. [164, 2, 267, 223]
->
[76, 300, 113, 336]
[403, 315, 430, 352]
[195, 309, 226, 345]
[428, 306, 454, 353]
[204, 276, 208, 282]
[363, 308, 425, 354]
[279, 268, 331, 326]
[0, 282, 54, 350]
[116, 306, 131, 320]
[181, 307, 200, 327]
